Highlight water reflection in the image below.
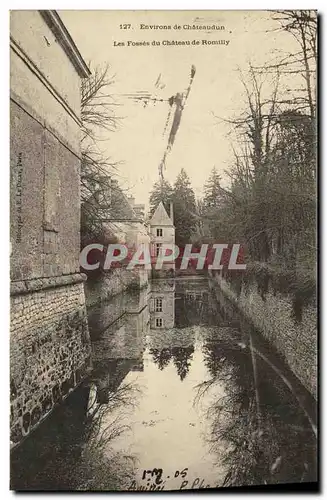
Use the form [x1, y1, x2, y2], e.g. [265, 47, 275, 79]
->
[149, 346, 195, 381]
[10, 277, 317, 491]
[10, 383, 137, 491]
[147, 324, 196, 382]
[201, 343, 317, 486]
[148, 278, 207, 380]
[198, 288, 317, 486]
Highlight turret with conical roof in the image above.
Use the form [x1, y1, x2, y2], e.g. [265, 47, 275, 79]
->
[149, 201, 175, 264]
[149, 201, 174, 227]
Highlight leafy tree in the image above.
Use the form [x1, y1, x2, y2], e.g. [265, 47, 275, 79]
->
[149, 178, 173, 216]
[203, 167, 223, 209]
[202, 167, 225, 240]
[172, 168, 197, 246]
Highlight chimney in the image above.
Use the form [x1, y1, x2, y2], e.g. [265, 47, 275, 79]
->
[170, 201, 174, 224]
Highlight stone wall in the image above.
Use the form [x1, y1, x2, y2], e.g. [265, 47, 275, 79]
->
[211, 273, 317, 399]
[10, 11, 83, 153]
[10, 11, 89, 280]
[10, 97, 81, 281]
[10, 12, 91, 449]
[10, 275, 91, 448]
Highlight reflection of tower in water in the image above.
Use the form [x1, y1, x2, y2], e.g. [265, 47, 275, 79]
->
[148, 279, 195, 381]
[149, 278, 175, 329]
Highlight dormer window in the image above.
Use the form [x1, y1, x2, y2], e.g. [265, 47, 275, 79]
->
[157, 228, 163, 237]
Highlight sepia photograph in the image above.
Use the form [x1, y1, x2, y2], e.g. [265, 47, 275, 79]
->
[9, 9, 318, 491]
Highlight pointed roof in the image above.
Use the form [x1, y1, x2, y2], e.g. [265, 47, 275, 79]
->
[150, 202, 174, 227]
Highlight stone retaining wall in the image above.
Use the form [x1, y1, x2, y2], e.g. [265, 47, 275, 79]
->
[10, 276, 91, 448]
[211, 273, 317, 399]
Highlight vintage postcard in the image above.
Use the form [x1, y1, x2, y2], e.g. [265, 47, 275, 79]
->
[10, 10, 317, 491]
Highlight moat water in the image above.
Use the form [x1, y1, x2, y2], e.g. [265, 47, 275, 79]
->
[11, 277, 317, 491]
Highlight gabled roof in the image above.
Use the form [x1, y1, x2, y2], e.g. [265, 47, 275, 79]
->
[149, 202, 173, 227]
[110, 185, 137, 220]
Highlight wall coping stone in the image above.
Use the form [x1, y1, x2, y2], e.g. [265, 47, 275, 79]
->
[10, 273, 87, 296]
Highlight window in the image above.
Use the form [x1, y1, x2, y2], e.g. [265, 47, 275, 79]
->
[155, 298, 163, 312]
[156, 318, 163, 327]
[156, 243, 162, 256]
[156, 228, 163, 237]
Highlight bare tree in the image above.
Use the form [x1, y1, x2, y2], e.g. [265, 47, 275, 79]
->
[254, 10, 317, 120]
[80, 64, 120, 247]
[81, 64, 119, 140]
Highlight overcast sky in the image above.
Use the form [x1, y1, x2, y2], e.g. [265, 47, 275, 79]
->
[59, 10, 297, 206]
